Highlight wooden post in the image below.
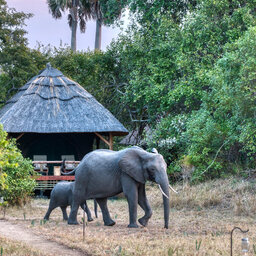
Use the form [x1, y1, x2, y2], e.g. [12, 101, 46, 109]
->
[94, 132, 114, 150]
[83, 203, 85, 241]
[16, 133, 24, 141]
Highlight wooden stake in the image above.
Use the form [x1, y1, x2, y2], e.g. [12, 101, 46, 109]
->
[83, 204, 85, 242]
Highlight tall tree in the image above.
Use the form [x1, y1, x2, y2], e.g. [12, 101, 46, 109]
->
[85, 0, 127, 50]
[106, 0, 256, 179]
[48, 0, 126, 51]
[92, 1, 102, 50]
[89, 0, 195, 50]
[0, 0, 47, 104]
[47, 0, 91, 52]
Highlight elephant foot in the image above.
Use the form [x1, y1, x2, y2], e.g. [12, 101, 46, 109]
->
[104, 220, 116, 226]
[138, 217, 149, 227]
[88, 217, 93, 222]
[68, 219, 79, 225]
[128, 223, 139, 228]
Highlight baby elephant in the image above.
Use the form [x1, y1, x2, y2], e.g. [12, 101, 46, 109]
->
[44, 181, 97, 221]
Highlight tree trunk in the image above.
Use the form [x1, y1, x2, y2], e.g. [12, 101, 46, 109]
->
[71, 19, 77, 52]
[94, 18, 102, 50]
[70, 4, 78, 52]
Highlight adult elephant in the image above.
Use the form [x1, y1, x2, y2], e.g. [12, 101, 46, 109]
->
[62, 147, 175, 229]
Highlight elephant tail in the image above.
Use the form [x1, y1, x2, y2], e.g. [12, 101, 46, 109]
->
[94, 199, 98, 218]
[60, 159, 77, 175]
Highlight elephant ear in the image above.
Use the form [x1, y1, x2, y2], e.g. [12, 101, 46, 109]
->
[151, 148, 158, 154]
[119, 149, 146, 184]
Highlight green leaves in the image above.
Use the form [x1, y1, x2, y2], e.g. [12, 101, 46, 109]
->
[106, 0, 256, 180]
[0, 0, 48, 104]
[0, 125, 36, 206]
[1, 0, 255, 183]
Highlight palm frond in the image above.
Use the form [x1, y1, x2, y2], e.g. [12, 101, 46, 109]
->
[79, 15, 86, 33]
[47, 0, 74, 18]
[47, 0, 63, 18]
[68, 13, 73, 28]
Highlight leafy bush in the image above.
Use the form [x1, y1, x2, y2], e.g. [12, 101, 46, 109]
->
[0, 0, 48, 106]
[109, 1, 256, 181]
[0, 125, 36, 205]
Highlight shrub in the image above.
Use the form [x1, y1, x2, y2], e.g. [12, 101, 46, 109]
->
[0, 125, 36, 206]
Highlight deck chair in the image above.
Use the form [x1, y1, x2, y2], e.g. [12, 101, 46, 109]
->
[61, 155, 76, 172]
[33, 155, 48, 176]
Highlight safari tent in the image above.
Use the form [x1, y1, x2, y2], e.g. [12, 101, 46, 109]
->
[0, 63, 128, 192]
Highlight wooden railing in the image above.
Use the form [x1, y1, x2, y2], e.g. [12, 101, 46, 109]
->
[32, 160, 80, 190]
[32, 161, 80, 164]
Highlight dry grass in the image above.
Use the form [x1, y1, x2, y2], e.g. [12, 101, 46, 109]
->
[0, 237, 45, 256]
[1, 178, 256, 255]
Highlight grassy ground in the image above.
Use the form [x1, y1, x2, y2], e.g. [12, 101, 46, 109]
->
[1, 178, 256, 255]
[0, 237, 43, 256]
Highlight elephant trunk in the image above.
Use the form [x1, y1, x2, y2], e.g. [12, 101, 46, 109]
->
[161, 182, 170, 229]
[157, 174, 170, 229]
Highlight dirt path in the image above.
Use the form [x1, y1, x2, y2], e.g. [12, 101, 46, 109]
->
[0, 220, 89, 256]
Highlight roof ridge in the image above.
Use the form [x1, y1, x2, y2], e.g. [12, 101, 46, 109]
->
[23, 92, 91, 101]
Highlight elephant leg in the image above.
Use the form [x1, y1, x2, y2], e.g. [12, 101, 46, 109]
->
[122, 175, 139, 228]
[94, 199, 98, 218]
[44, 202, 56, 220]
[96, 198, 115, 226]
[61, 206, 68, 221]
[68, 199, 80, 225]
[80, 202, 93, 222]
[138, 184, 152, 227]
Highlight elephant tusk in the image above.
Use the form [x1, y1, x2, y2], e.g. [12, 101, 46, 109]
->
[169, 185, 178, 194]
[158, 184, 169, 199]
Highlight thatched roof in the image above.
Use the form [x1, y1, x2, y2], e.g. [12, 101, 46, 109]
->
[0, 63, 128, 135]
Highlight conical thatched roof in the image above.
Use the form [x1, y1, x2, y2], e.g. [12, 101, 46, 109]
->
[0, 63, 128, 135]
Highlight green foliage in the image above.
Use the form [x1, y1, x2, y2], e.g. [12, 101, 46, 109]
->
[98, 0, 127, 26]
[106, 0, 256, 181]
[128, 0, 197, 24]
[1, 0, 255, 184]
[0, 0, 48, 105]
[183, 26, 256, 180]
[0, 125, 36, 206]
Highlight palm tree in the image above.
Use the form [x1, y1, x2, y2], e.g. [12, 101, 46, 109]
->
[48, 0, 125, 51]
[47, 0, 91, 52]
[90, 0, 103, 50]
[95, 18, 102, 50]
[84, 0, 125, 50]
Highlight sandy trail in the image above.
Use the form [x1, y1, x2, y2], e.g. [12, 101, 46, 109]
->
[0, 219, 89, 256]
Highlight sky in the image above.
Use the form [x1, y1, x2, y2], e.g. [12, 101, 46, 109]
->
[6, 0, 127, 51]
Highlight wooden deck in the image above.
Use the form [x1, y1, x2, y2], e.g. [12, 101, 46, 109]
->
[35, 176, 75, 190]
[33, 160, 77, 190]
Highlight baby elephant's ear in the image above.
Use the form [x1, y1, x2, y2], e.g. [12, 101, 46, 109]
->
[119, 149, 146, 184]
